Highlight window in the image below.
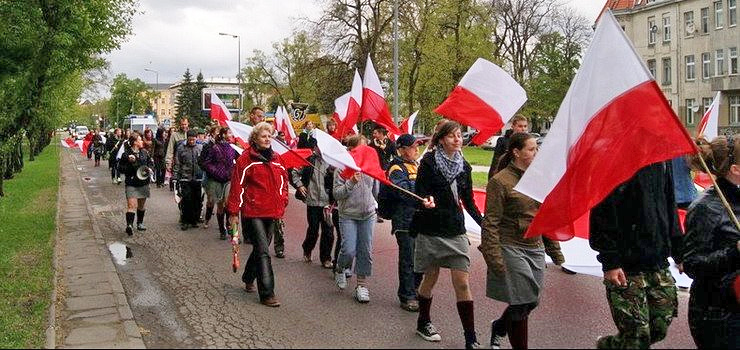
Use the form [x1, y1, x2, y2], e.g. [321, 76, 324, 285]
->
[686, 55, 696, 80]
[731, 0, 737, 26]
[648, 16, 656, 44]
[686, 99, 697, 125]
[662, 57, 672, 85]
[716, 1, 725, 28]
[717, 49, 726, 76]
[731, 96, 740, 125]
[704, 97, 714, 115]
[662, 14, 671, 41]
[731, 47, 738, 75]
[703, 52, 712, 79]
[701, 7, 710, 33]
[648, 59, 657, 78]
[685, 11, 695, 36]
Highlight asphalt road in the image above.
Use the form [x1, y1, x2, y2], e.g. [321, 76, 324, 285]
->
[70, 151, 696, 349]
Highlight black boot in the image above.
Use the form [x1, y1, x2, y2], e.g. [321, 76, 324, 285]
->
[136, 210, 146, 231]
[457, 301, 479, 349]
[217, 211, 226, 240]
[125, 212, 135, 236]
[204, 206, 214, 228]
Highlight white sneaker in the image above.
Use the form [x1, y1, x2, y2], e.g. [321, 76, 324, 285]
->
[344, 268, 353, 278]
[354, 286, 370, 303]
[334, 270, 347, 290]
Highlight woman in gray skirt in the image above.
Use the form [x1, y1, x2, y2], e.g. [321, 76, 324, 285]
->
[479, 132, 563, 349]
[118, 132, 154, 236]
[410, 121, 483, 349]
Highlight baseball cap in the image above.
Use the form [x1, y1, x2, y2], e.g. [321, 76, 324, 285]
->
[396, 134, 418, 148]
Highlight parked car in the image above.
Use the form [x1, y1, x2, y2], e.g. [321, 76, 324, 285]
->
[481, 135, 502, 150]
[462, 131, 476, 145]
[74, 126, 89, 140]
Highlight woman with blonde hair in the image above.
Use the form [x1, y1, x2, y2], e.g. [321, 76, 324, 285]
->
[226, 122, 289, 307]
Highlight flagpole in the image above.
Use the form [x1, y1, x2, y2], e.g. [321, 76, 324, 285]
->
[695, 152, 740, 231]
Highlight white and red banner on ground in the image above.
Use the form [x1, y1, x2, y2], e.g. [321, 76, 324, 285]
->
[513, 10, 696, 241]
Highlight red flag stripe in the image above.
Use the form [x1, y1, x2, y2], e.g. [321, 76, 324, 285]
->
[434, 85, 505, 145]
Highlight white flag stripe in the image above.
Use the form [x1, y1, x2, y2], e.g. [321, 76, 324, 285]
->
[458, 58, 527, 123]
[351, 69, 363, 106]
[313, 129, 361, 171]
[515, 11, 653, 202]
[334, 92, 351, 120]
[363, 56, 384, 96]
[700, 91, 721, 140]
[408, 110, 419, 135]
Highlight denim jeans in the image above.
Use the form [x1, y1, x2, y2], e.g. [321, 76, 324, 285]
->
[336, 214, 375, 277]
[241, 218, 276, 300]
[395, 231, 423, 303]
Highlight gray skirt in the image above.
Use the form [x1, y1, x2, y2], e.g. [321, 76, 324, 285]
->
[486, 245, 545, 305]
[204, 179, 230, 202]
[125, 185, 150, 199]
[414, 234, 470, 273]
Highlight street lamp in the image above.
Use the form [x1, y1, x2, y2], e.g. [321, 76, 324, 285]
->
[219, 32, 241, 112]
[144, 68, 159, 89]
[393, 0, 399, 123]
[144, 68, 159, 120]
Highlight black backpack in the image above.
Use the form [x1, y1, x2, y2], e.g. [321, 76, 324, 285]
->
[377, 161, 408, 220]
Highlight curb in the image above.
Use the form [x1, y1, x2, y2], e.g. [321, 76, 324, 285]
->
[45, 143, 61, 349]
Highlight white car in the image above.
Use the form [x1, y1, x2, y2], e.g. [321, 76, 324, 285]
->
[74, 126, 89, 140]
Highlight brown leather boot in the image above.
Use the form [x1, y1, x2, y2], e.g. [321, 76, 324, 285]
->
[244, 282, 257, 293]
[260, 296, 281, 307]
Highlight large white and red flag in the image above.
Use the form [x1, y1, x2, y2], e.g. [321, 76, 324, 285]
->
[696, 91, 721, 140]
[274, 106, 297, 147]
[61, 137, 78, 149]
[209, 91, 232, 126]
[314, 129, 361, 172]
[399, 110, 419, 135]
[435, 58, 527, 145]
[226, 120, 309, 169]
[332, 92, 351, 139]
[361, 56, 402, 136]
[514, 11, 696, 241]
[336, 70, 363, 138]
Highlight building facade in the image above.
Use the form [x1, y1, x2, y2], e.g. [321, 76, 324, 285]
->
[604, 0, 739, 135]
[147, 78, 244, 126]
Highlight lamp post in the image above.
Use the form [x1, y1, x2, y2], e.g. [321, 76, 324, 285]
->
[393, 0, 399, 123]
[219, 32, 241, 112]
[144, 68, 159, 119]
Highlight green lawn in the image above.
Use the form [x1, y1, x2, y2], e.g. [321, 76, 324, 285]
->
[0, 142, 59, 348]
[472, 172, 489, 189]
[462, 146, 493, 166]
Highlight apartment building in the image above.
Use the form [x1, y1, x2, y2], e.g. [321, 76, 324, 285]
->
[603, 0, 739, 134]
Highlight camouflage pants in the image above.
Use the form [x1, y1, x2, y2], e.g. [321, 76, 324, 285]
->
[597, 268, 678, 349]
[272, 219, 285, 254]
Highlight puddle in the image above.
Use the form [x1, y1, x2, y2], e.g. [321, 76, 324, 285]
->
[108, 242, 133, 265]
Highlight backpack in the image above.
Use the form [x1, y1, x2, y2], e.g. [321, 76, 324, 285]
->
[377, 161, 408, 220]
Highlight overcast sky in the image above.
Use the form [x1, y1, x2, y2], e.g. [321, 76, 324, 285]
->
[103, 0, 605, 90]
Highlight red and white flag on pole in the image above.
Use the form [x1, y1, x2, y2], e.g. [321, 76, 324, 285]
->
[697, 91, 721, 140]
[314, 129, 361, 172]
[336, 70, 363, 138]
[514, 10, 696, 241]
[399, 110, 419, 135]
[226, 120, 309, 169]
[434, 58, 527, 145]
[361, 56, 402, 136]
[346, 144, 393, 186]
[209, 91, 232, 126]
[332, 92, 352, 139]
[275, 106, 297, 147]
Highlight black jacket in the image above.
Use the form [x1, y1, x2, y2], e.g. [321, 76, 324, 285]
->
[589, 161, 683, 274]
[117, 148, 154, 187]
[410, 150, 483, 237]
[488, 129, 513, 179]
[370, 138, 397, 170]
[683, 177, 740, 311]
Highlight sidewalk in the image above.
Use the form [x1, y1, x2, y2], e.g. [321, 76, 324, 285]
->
[50, 149, 144, 349]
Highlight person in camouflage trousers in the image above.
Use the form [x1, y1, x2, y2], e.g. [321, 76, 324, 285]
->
[600, 269, 678, 348]
[590, 162, 683, 349]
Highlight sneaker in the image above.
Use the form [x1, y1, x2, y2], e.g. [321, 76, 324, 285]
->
[275, 251, 285, 259]
[490, 320, 505, 349]
[334, 270, 347, 290]
[219, 232, 226, 240]
[322, 261, 334, 269]
[137, 223, 147, 231]
[400, 300, 419, 312]
[353, 286, 370, 303]
[416, 321, 442, 342]
[466, 340, 481, 349]
[125, 225, 133, 236]
[260, 296, 281, 307]
[561, 266, 577, 275]
[244, 282, 257, 293]
[203, 221, 209, 229]
[180, 223, 189, 231]
[344, 268, 353, 278]
[303, 255, 312, 263]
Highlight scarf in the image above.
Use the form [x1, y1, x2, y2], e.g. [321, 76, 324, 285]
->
[434, 149, 463, 183]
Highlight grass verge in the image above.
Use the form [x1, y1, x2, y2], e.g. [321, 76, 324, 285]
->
[0, 142, 60, 348]
[472, 172, 489, 189]
[462, 146, 493, 166]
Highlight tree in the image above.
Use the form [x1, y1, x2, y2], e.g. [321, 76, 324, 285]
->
[190, 72, 208, 127]
[107, 74, 150, 127]
[175, 68, 194, 124]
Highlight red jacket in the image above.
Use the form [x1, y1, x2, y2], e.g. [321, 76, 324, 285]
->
[226, 147, 289, 219]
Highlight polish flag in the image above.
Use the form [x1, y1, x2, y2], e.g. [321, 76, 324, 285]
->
[80, 140, 92, 155]
[209, 91, 232, 126]
[434, 58, 527, 145]
[314, 129, 361, 173]
[332, 92, 351, 139]
[399, 110, 419, 135]
[336, 70, 363, 139]
[697, 91, 721, 140]
[61, 137, 78, 149]
[361, 57, 402, 136]
[226, 120, 309, 169]
[346, 144, 393, 186]
[513, 11, 696, 241]
[275, 106, 297, 146]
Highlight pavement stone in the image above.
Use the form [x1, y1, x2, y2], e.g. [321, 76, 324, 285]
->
[53, 149, 145, 349]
